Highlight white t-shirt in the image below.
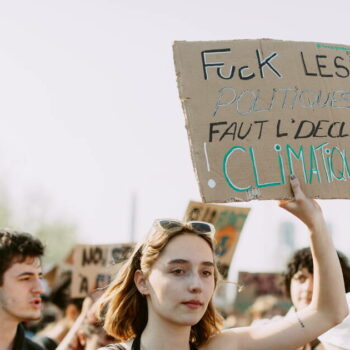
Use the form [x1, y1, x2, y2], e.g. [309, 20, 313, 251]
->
[318, 293, 350, 350]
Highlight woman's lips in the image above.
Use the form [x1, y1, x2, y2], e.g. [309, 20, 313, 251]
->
[182, 300, 203, 309]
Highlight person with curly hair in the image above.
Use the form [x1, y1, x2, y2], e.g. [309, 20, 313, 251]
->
[283, 247, 350, 350]
[0, 229, 45, 350]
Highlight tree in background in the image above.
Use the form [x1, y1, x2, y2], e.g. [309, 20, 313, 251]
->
[0, 185, 12, 227]
[0, 182, 77, 268]
[34, 219, 77, 268]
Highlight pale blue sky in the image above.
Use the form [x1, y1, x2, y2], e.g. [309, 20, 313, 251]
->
[0, 0, 349, 275]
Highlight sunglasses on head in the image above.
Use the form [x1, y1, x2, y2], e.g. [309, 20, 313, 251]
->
[154, 219, 215, 238]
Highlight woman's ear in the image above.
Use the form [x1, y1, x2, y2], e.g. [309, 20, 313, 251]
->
[134, 269, 149, 295]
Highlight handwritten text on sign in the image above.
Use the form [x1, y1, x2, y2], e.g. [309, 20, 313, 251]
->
[184, 201, 250, 279]
[71, 243, 134, 298]
[173, 40, 350, 201]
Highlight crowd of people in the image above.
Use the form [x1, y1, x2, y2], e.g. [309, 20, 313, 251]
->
[1, 176, 349, 350]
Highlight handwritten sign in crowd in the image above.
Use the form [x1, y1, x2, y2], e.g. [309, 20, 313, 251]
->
[173, 39, 350, 201]
[71, 243, 134, 298]
[184, 201, 250, 279]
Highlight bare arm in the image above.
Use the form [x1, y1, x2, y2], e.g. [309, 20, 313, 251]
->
[205, 176, 349, 350]
[278, 176, 348, 326]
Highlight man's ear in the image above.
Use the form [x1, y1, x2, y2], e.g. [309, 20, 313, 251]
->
[134, 270, 149, 295]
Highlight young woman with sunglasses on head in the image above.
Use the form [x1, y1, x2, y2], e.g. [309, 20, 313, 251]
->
[97, 176, 348, 350]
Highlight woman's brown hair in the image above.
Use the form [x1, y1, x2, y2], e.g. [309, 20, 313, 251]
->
[97, 220, 223, 347]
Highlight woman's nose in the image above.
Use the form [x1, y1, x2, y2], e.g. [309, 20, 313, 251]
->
[188, 273, 203, 293]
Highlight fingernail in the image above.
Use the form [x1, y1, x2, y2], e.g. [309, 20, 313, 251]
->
[290, 174, 296, 180]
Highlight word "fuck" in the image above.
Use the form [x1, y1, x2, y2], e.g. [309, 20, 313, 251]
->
[201, 48, 282, 80]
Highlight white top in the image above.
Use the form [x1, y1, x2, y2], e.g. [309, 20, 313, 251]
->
[318, 293, 350, 350]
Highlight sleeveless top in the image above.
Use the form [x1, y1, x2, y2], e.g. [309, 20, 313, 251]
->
[100, 335, 198, 350]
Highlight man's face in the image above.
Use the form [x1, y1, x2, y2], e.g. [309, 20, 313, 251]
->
[290, 267, 313, 311]
[0, 256, 44, 323]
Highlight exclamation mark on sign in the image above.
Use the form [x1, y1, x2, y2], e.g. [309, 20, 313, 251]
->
[204, 142, 216, 188]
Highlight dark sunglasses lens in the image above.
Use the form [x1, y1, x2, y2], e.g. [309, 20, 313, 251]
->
[159, 220, 182, 231]
[190, 222, 212, 233]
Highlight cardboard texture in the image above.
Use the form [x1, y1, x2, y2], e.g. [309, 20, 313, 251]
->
[184, 201, 250, 278]
[71, 243, 134, 298]
[173, 39, 350, 201]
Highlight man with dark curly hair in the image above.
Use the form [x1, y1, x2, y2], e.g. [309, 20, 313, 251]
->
[283, 247, 350, 350]
[0, 229, 45, 350]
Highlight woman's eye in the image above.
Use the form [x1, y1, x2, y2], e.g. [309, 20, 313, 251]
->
[202, 270, 213, 277]
[172, 269, 185, 275]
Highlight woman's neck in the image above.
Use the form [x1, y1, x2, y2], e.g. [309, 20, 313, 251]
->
[140, 315, 192, 350]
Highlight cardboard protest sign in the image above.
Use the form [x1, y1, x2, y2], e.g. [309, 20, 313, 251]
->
[44, 249, 74, 292]
[173, 39, 350, 201]
[184, 201, 250, 278]
[71, 243, 134, 298]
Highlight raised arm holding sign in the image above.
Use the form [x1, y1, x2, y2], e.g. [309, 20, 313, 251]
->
[96, 176, 348, 350]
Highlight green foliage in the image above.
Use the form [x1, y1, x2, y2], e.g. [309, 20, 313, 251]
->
[0, 186, 12, 227]
[0, 180, 78, 268]
[34, 220, 77, 267]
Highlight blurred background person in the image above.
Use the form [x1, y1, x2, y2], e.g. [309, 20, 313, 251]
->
[0, 229, 45, 350]
[248, 295, 285, 326]
[283, 247, 350, 350]
[34, 298, 83, 350]
[56, 291, 117, 350]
